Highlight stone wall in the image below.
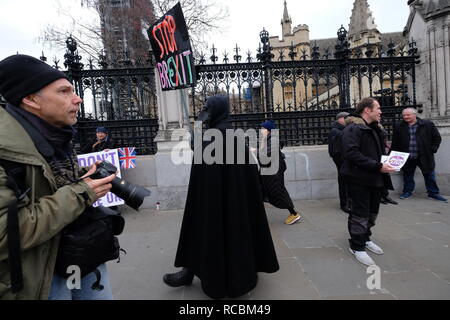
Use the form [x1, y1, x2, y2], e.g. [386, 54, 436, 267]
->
[123, 137, 450, 211]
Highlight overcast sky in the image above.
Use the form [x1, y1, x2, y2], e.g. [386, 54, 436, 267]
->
[0, 0, 411, 62]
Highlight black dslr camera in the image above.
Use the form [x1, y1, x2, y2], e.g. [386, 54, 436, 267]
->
[90, 161, 151, 211]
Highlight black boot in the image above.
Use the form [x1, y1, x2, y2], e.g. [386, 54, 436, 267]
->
[163, 268, 194, 287]
[383, 196, 398, 205]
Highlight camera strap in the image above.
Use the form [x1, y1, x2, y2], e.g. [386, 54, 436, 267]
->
[0, 159, 30, 294]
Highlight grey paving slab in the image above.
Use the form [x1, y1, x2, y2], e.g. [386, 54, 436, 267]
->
[292, 247, 390, 298]
[277, 224, 337, 249]
[407, 222, 450, 246]
[387, 238, 450, 282]
[248, 258, 320, 300]
[363, 217, 424, 241]
[381, 271, 450, 300]
[108, 197, 450, 300]
[380, 207, 445, 226]
[271, 235, 294, 259]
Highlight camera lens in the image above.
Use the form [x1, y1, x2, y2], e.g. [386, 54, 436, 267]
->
[110, 178, 151, 211]
[92, 161, 151, 211]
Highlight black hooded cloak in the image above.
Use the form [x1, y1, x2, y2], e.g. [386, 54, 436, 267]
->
[173, 95, 279, 299]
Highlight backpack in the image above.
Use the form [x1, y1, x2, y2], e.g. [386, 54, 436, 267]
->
[54, 205, 125, 280]
[1, 159, 126, 292]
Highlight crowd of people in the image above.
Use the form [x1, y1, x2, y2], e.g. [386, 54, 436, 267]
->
[0, 54, 447, 300]
[328, 99, 447, 266]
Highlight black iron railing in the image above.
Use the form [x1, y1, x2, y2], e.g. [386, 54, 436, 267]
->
[1, 26, 419, 154]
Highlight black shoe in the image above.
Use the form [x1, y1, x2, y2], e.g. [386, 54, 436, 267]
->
[383, 196, 398, 205]
[341, 206, 351, 214]
[163, 268, 194, 287]
[380, 198, 388, 205]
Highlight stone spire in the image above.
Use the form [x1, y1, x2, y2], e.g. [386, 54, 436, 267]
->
[281, 0, 292, 38]
[348, 0, 379, 39]
[283, 0, 290, 21]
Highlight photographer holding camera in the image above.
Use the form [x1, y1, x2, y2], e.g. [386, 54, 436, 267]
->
[0, 55, 117, 300]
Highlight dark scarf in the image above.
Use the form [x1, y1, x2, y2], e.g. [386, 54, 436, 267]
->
[9, 106, 80, 187]
[13, 106, 76, 152]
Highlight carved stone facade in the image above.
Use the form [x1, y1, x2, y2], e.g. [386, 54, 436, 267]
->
[269, 0, 407, 108]
[404, 0, 450, 133]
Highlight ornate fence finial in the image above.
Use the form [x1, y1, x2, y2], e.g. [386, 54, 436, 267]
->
[387, 39, 396, 57]
[199, 52, 206, 65]
[334, 25, 350, 59]
[210, 45, 218, 64]
[233, 44, 242, 63]
[53, 57, 60, 70]
[323, 48, 331, 60]
[257, 28, 273, 63]
[278, 49, 285, 61]
[98, 51, 108, 69]
[259, 28, 269, 45]
[300, 48, 309, 60]
[246, 50, 252, 63]
[64, 35, 84, 71]
[40, 51, 47, 62]
[408, 37, 418, 57]
[88, 56, 94, 70]
[223, 51, 229, 64]
[311, 41, 320, 60]
[364, 38, 374, 58]
[289, 41, 297, 61]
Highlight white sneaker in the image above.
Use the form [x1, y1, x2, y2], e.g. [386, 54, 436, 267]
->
[349, 248, 376, 266]
[365, 241, 384, 255]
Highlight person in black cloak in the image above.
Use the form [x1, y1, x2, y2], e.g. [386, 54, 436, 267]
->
[254, 120, 302, 225]
[162, 95, 279, 299]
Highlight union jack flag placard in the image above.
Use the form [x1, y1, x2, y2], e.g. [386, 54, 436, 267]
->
[118, 147, 137, 169]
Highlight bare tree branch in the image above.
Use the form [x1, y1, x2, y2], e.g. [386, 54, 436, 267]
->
[39, 0, 229, 62]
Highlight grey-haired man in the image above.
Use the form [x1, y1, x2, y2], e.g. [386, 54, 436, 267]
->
[391, 108, 446, 202]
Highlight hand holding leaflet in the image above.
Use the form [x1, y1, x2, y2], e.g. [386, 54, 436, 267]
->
[381, 151, 410, 171]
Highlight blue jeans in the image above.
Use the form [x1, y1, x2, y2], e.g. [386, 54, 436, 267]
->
[403, 159, 440, 196]
[48, 263, 113, 300]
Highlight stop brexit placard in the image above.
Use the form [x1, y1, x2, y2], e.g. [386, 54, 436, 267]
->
[148, 2, 197, 91]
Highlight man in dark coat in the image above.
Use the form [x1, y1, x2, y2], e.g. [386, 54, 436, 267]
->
[162, 95, 279, 299]
[81, 126, 115, 154]
[341, 97, 395, 266]
[391, 108, 446, 202]
[328, 111, 350, 213]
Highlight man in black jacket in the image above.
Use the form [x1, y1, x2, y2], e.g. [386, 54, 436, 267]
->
[81, 126, 115, 154]
[391, 108, 446, 202]
[341, 98, 395, 266]
[328, 111, 350, 213]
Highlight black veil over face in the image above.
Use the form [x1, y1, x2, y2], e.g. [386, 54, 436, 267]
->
[196, 95, 231, 129]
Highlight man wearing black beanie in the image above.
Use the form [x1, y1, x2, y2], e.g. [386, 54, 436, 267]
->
[0, 54, 117, 300]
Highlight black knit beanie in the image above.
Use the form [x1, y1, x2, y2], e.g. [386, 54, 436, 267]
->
[0, 54, 69, 106]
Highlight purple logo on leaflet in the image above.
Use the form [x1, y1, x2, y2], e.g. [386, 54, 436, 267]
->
[389, 156, 405, 167]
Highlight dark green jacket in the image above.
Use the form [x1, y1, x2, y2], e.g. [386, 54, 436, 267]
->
[0, 107, 96, 300]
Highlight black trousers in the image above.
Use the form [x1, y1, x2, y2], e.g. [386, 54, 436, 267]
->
[333, 159, 347, 209]
[347, 183, 382, 251]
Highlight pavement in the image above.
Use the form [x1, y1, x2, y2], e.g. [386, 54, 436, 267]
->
[107, 193, 450, 300]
